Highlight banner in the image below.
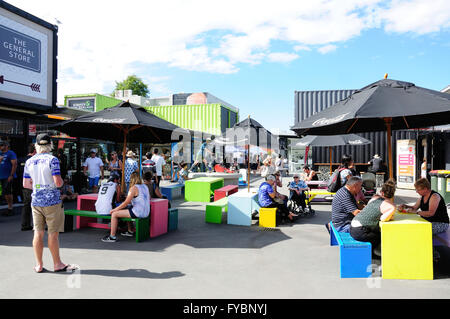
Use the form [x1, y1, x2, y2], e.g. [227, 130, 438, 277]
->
[396, 139, 416, 189]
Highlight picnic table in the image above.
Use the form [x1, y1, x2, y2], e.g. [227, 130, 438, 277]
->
[184, 177, 224, 202]
[380, 211, 433, 280]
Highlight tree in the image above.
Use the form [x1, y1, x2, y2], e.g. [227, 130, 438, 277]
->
[112, 75, 150, 97]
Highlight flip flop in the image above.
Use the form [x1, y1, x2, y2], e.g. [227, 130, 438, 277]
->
[34, 267, 48, 273]
[54, 264, 77, 273]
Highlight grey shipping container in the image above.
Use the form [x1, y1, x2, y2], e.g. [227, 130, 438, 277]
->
[293, 90, 419, 172]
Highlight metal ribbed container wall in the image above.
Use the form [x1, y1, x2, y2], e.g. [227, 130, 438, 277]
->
[145, 104, 230, 137]
[294, 90, 418, 167]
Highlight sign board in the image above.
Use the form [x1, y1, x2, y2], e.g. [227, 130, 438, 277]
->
[0, 2, 57, 112]
[67, 98, 95, 112]
[396, 139, 416, 189]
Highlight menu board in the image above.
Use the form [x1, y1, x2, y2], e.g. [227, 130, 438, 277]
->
[397, 139, 416, 189]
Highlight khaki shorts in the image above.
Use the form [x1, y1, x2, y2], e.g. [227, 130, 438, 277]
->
[32, 203, 65, 233]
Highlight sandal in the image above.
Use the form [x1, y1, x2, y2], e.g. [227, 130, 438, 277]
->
[54, 264, 78, 273]
[34, 266, 47, 273]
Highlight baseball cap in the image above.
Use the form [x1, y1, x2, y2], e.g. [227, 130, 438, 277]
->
[36, 133, 51, 146]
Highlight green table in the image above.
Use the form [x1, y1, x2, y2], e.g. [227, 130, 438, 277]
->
[184, 177, 224, 202]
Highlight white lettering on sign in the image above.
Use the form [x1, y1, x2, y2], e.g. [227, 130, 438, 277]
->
[312, 113, 349, 127]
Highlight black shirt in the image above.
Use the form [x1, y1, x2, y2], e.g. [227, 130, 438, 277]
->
[420, 191, 449, 224]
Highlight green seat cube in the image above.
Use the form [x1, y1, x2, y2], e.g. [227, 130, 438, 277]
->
[205, 198, 228, 224]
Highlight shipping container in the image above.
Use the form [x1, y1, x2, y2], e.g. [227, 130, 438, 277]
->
[145, 104, 238, 136]
[64, 93, 122, 112]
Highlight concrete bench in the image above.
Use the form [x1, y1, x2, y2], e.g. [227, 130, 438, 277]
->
[214, 184, 238, 201]
[64, 209, 149, 243]
[160, 184, 184, 200]
[205, 197, 228, 224]
[329, 221, 372, 278]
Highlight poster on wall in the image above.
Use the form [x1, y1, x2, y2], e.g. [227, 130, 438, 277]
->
[397, 139, 416, 189]
[0, 3, 57, 112]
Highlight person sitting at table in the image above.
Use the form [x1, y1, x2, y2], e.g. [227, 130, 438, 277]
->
[327, 176, 363, 233]
[101, 172, 150, 242]
[143, 171, 171, 208]
[258, 174, 297, 223]
[398, 178, 449, 235]
[349, 179, 396, 257]
[95, 173, 121, 216]
[60, 177, 78, 202]
[303, 165, 318, 181]
[288, 174, 309, 213]
[273, 171, 288, 205]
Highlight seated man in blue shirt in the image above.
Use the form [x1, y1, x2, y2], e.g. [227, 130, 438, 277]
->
[288, 174, 309, 213]
[258, 174, 297, 223]
[329, 176, 363, 233]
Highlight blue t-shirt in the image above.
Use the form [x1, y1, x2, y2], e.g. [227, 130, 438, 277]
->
[24, 153, 61, 207]
[0, 150, 17, 179]
[289, 180, 308, 190]
[258, 182, 274, 207]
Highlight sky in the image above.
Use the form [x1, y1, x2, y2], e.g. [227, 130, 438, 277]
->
[5, 0, 450, 133]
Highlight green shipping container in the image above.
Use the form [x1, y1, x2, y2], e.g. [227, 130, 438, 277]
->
[64, 94, 122, 112]
[145, 104, 238, 136]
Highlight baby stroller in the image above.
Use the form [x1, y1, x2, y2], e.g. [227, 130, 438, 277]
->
[287, 184, 315, 217]
[361, 172, 377, 200]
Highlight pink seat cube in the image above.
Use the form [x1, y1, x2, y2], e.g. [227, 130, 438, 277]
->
[150, 198, 169, 238]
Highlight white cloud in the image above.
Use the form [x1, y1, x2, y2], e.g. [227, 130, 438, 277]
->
[4, 0, 450, 104]
[266, 52, 299, 63]
[318, 44, 338, 54]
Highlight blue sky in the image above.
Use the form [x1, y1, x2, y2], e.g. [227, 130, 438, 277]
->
[6, 0, 450, 133]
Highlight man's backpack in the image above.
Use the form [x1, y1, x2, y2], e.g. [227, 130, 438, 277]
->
[327, 168, 346, 192]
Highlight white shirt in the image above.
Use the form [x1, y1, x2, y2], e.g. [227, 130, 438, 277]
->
[95, 181, 118, 215]
[151, 154, 165, 176]
[83, 157, 103, 178]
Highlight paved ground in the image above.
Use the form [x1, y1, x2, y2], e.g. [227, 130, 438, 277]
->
[0, 176, 449, 299]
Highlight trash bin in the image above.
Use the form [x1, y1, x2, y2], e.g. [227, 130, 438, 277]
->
[429, 170, 439, 192]
[437, 170, 450, 204]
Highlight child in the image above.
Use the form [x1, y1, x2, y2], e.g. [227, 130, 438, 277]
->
[177, 162, 190, 185]
[95, 173, 121, 215]
[60, 177, 78, 202]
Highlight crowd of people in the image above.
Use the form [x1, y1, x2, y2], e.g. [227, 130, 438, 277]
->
[326, 153, 449, 259]
[2, 133, 449, 272]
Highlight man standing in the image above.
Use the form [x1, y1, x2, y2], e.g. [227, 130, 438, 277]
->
[23, 133, 76, 273]
[21, 144, 36, 230]
[0, 140, 18, 216]
[151, 148, 165, 187]
[83, 149, 104, 193]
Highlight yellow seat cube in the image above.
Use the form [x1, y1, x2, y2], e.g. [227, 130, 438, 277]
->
[259, 207, 277, 228]
[380, 212, 433, 280]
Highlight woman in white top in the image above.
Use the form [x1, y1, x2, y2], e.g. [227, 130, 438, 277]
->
[102, 172, 150, 242]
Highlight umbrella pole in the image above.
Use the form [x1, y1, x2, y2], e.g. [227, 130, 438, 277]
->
[247, 144, 250, 192]
[384, 118, 393, 180]
[121, 128, 128, 193]
[329, 146, 332, 175]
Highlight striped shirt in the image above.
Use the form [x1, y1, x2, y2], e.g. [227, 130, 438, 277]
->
[331, 186, 358, 230]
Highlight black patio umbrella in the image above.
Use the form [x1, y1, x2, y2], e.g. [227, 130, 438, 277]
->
[51, 101, 184, 190]
[291, 78, 450, 179]
[214, 116, 275, 191]
[295, 134, 372, 174]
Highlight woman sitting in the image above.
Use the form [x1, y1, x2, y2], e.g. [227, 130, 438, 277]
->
[398, 178, 449, 235]
[349, 179, 397, 257]
[143, 171, 171, 208]
[102, 172, 150, 242]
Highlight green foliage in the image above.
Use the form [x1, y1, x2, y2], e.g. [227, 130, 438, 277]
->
[112, 75, 150, 97]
